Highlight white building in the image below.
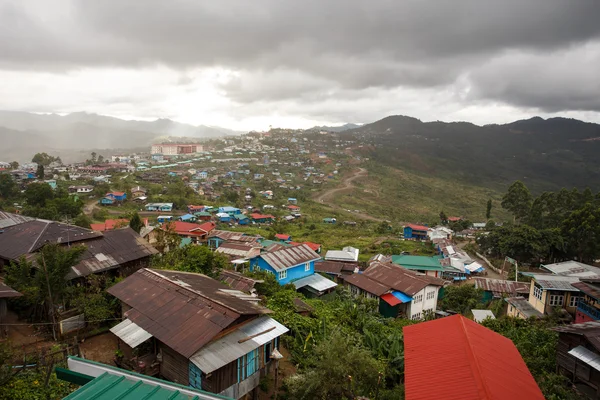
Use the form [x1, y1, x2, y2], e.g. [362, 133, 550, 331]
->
[151, 143, 204, 155]
[325, 246, 359, 262]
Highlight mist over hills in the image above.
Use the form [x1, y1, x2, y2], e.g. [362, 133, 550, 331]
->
[346, 115, 600, 191]
[0, 110, 240, 162]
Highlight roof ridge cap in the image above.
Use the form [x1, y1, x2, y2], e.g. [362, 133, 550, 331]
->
[459, 316, 493, 400]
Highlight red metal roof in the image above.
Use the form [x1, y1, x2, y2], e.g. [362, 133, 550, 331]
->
[303, 242, 321, 251]
[166, 221, 215, 236]
[90, 219, 129, 232]
[275, 233, 291, 240]
[381, 293, 401, 306]
[106, 191, 126, 197]
[250, 213, 275, 220]
[405, 223, 429, 231]
[403, 315, 544, 400]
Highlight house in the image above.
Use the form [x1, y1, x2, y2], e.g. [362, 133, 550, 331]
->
[99, 197, 115, 206]
[427, 226, 453, 241]
[391, 254, 445, 278]
[218, 206, 241, 216]
[107, 268, 288, 398]
[57, 356, 228, 400]
[322, 217, 336, 224]
[250, 213, 275, 224]
[68, 185, 93, 194]
[344, 262, 444, 319]
[403, 223, 429, 240]
[90, 219, 130, 232]
[198, 171, 208, 179]
[505, 296, 543, 319]
[302, 242, 322, 254]
[208, 230, 261, 249]
[473, 278, 531, 302]
[162, 221, 216, 244]
[403, 315, 544, 400]
[106, 191, 127, 202]
[553, 322, 600, 397]
[233, 214, 249, 225]
[130, 186, 147, 199]
[274, 233, 291, 243]
[314, 260, 358, 281]
[178, 214, 198, 223]
[216, 212, 231, 222]
[541, 260, 600, 278]
[447, 216, 462, 222]
[157, 215, 173, 223]
[287, 205, 300, 212]
[194, 211, 213, 221]
[0, 220, 157, 278]
[527, 273, 581, 317]
[287, 198, 297, 205]
[324, 246, 359, 263]
[249, 244, 324, 287]
[188, 205, 206, 214]
[572, 279, 600, 323]
[145, 203, 174, 212]
[216, 242, 262, 261]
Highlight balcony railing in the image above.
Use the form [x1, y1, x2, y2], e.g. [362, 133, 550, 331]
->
[577, 300, 600, 320]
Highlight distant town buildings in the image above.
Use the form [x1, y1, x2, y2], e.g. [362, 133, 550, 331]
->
[151, 143, 204, 155]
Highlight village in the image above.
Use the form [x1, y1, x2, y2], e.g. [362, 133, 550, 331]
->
[0, 131, 599, 399]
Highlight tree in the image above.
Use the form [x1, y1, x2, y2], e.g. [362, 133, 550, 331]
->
[24, 182, 54, 207]
[439, 210, 448, 224]
[9, 161, 18, 170]
[31, 152, 58, 166]
[36, 164, 45, 179]
[0, 175, 17, 199]
[486, 199, 492, 219]
[97, 155, 104, 163]
[90, 152, 97, 163]
[129, 212, 143, 233]
[152, 244, 228, 277]
[501, 180, 532, 222]
[439, 285, 484, 315]
[484, 219, 496, 230]
[72, 214, 92, 228]
[561, 203, 600, 262]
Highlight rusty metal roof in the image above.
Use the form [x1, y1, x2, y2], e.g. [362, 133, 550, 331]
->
[215, 242, 261, 258]
[553, 321, 600, 352]
[0, 280, 22, 298]
[573, 280, 600, 300]
[531, 273, 580, 291]
[0, 220, 101, 261]
[209, 230, 261, 243]
[343, 273, 391, 297]
[107, 269, 270, 359]
[67, 228, 158, 279]
[314, 261, 344, 275]
[504, 297, 543, 319]
[258, 244, 321, 271]
[473, 278, 530, 297]
[219, 270, 259, 293]
[364, 262, 444, 296]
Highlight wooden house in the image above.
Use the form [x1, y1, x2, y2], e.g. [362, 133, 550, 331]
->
[108, 268, 288, 399]
[403, 223, 429, 240]
[527, 273, 581, 318]
[106, 191, 127, 202]
[130, 186, 147, 199]
[572, 279, 600, 323]
[553, 322, 600, 398]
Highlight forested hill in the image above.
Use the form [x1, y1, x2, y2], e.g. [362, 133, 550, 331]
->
[346, 115, 600, 192]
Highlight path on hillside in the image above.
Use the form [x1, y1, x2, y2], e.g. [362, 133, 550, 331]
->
[313, 168, 384, 222]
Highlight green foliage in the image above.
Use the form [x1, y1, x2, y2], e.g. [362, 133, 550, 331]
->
[32, 152, 60, 166]
[439, 210, 447, 224]
[439, 284, 484, 315]
[502, 180, 532, 222]
[24, 182, 54, 207]
[70, 275, 120, 323]
[0, 174, 18, 199]
[152, 245, 228, 278]
[0, 369, 75, 400]
[72, 213, 92, 228]
[129, 212, 143, 233]
[36, 164, 45, 179]
[486, 199, 492, 219]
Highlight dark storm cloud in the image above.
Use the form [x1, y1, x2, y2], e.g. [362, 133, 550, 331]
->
[1, 0, 600, 112]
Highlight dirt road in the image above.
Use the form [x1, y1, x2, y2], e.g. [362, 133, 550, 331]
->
[313, 168, 384, 222]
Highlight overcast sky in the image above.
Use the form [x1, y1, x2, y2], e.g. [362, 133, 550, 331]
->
[1, 0, 600, 131]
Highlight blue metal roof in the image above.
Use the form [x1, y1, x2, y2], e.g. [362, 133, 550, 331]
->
[391, 291, 413, 303]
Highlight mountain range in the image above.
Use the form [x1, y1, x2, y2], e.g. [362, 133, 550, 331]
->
[0, 111, 241, 163]
[345, 115, 600, 191]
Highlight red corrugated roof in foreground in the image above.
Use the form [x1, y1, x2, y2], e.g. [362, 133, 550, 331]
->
[403, 315, 544, 400]
[406, 223, 429, 231]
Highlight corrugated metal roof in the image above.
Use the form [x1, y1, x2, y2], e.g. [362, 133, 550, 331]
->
[364, 262, 444, 296]
[473, 278, 530, 297]
[471, 309, 496, 323]
[0, 211, 34, 229]
[209, 230, 261, 243]
[542, 260, 600, 278]
[292, 274, 337, 292]
[552, 321, 600, 352]
[108, 269, 271, 359]
[504, 297, 543, 318]
[324, 246, 359, 262]
[218, 270, 258, 293]
[381, 293, 401, 306]
[572, 280, 600, 300]
[0, 281, 22, 298]
[391, 255, 444, 271]
[568, 345, 600, 372]
[259, 244, 320, 271]
[531, 274, 580, 291]
[314, 261, 344, 275]
[110, 319, 153, 348]
[216, 242, 260, 258]
[343, 273, 391, 296]
[403, 315, 544, 400]
[190, 316, 288, 374]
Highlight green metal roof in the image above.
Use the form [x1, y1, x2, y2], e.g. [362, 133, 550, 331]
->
[63, 372, 201, 400]
[391, 255, 444, 271]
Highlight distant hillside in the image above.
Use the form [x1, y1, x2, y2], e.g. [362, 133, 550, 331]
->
[308, 123, 362, 132]
[346, 115, 600, 192]
[0, 110, 241, 162]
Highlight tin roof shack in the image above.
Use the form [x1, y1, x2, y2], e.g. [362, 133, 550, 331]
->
[553, 322, 600, 398]
[473, 278, 531, 302]
[403, 315, 544, 400]
[107, 268, 288, 399]
[0, 220, 157, 279]
[343, 262, 444, 320]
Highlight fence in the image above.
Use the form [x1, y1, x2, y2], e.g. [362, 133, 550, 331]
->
[476, 252, 506, 276]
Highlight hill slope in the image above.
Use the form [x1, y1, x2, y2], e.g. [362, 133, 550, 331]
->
[346, 115, 600, 191]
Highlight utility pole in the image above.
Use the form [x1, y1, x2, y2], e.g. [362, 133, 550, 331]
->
[41, 251, 58, 341]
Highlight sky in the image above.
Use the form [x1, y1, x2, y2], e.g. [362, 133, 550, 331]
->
[1, 0, 600, 131]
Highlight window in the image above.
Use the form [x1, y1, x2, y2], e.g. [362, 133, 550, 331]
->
[237, 349, 259, 383]
[426, 291, 435, 300]
[533, 286, 543, 301]
[569, 296, 580, 308]
[412, 312, 421, 320]
[305, 262, 310, 272]
[278, 270, 287, 280]
[549, 294, 564, 306]
[414, 294, 423, 304]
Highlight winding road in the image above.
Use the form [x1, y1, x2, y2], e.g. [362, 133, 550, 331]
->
[313, 167, 384, 221]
